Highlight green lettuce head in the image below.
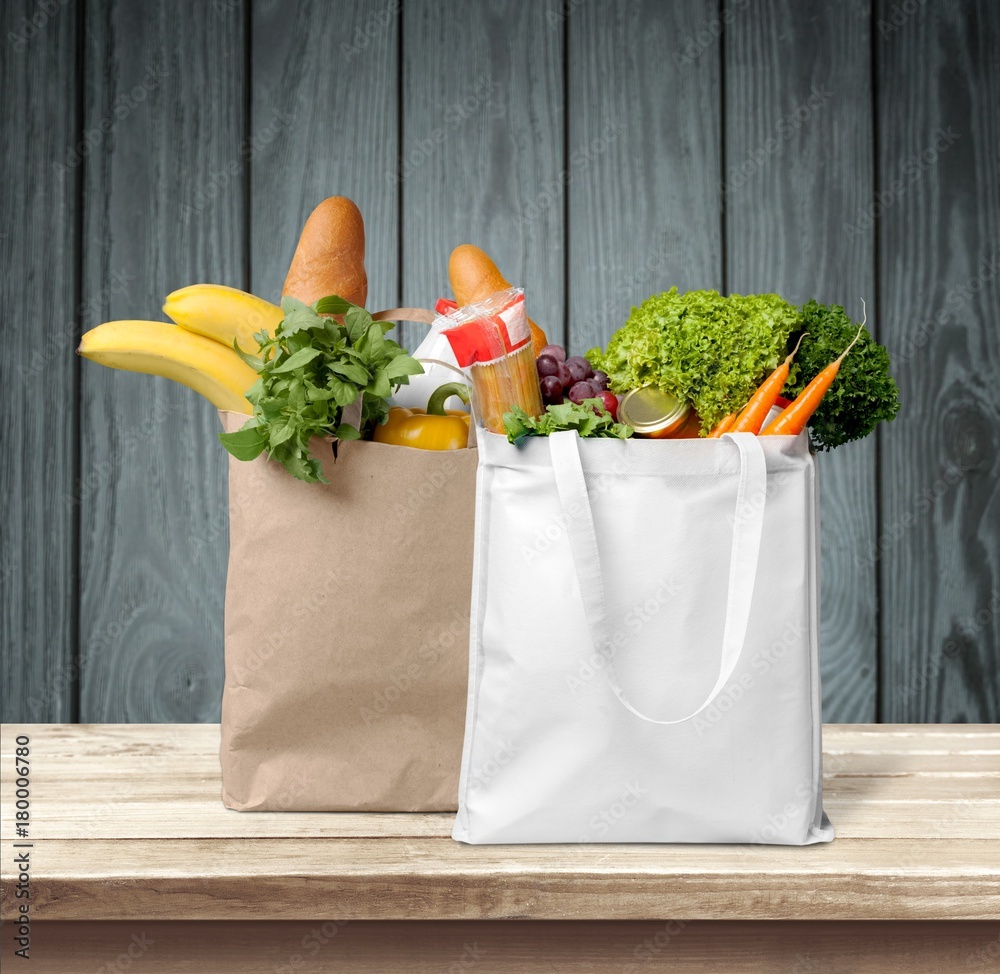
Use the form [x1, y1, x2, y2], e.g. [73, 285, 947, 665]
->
[588, 287, 800, 433]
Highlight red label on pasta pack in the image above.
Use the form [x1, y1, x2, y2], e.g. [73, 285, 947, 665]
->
[443, 292, 529, 366]
[497, 293, 530, 350]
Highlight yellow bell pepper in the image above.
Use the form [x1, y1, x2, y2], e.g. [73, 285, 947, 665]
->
[374, 382, 472, 451]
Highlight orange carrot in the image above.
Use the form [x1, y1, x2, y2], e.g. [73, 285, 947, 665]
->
[731, 332, 807, 434]
[707, 412, 737, 438]
[760, 323, 864, 437]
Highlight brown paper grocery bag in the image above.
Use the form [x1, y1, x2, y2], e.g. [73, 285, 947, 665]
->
[219, 410, 476, 811]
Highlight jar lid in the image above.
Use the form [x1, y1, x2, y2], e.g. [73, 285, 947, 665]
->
[618, 386, 690, 435]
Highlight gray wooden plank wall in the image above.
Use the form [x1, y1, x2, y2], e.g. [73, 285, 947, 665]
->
[77, 0, 243, 721]
[878, 0, 999, 722]
[1, 0, 997, 724]
[725, 0, 879, 721]
[1, 0, 79, 722]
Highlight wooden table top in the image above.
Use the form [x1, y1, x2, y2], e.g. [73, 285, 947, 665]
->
[1, 723, 997, 922]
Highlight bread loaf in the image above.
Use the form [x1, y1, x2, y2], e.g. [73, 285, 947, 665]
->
[283, 197, 367, 308]
[448, 244, 548, 355]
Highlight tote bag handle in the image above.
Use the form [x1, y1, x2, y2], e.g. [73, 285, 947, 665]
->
[548, 429, 767, 726]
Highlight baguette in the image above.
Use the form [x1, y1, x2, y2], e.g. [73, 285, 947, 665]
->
[448, 244, 548, 356]
[283, 197, 367, 308]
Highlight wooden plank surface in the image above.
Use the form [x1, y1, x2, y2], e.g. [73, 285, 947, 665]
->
[6, 921, 1000, 973]
[725, 0, 878, 722]
[567, 0, 722, 355]
[400, 0, 565, 350]
[3, 724, 997, 840]
[76, 0, 244, 721]
[250, 0, 399, 311]
[877, 0, 1000, 721]
[0, 785, 996, 843]
[2, 724, 998, 921]
[0, 1, 78, 722]
[6, 835, 998, 921]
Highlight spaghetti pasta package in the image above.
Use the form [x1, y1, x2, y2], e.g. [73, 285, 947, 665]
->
[442, 288, 544, 434]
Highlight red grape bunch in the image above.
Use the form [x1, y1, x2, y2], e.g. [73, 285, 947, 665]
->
[536, 345, 618, 420]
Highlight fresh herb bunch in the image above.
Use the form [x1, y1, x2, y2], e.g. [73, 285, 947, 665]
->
[218, 295, 423, 482]
[786, 300, 900, 450]
[504, 400, 633, 445]
[588, 287, 800, 433]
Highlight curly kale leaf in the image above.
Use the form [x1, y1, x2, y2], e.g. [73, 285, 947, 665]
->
[785, 300, 899, 450]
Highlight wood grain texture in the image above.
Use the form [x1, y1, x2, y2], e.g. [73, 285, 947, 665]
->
[0, 2, 78, 722]
[7, 835, 998, 921]
[77, 0, 245, 720]
[250, 0, 399, 313]
[2, 723, 997, 840]
[567, 0, 723, 355]
[877, 0, 1000, 721]
[6, 921, 1000, 973]
[400, 0, 564, 351]
[725, 0, 878, 722]
[2, 724, 999, 922]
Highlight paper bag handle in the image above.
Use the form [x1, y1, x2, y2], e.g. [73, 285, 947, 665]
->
[548, 429, 767, 726]
[372, 307, 436, 325]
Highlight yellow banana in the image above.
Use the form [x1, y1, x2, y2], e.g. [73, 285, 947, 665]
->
[163, 283, 283, 354]
[78, 320, 256, 414]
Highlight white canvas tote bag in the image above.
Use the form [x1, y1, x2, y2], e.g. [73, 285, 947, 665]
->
[453, 429, 835, 845]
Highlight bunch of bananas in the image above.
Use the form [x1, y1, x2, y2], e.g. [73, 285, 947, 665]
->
[78, 285, 285, 414]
